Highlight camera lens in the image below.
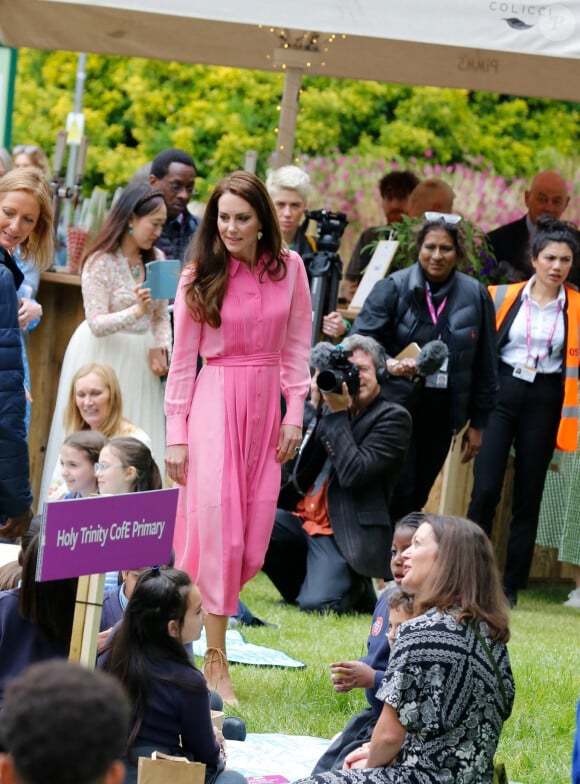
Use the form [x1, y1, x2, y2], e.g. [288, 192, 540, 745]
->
[317, 369, 343, 394]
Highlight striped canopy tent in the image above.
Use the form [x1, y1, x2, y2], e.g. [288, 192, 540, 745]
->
[1, 0, 579, 163]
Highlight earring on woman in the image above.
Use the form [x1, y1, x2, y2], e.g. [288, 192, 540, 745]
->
[128, 224, 133, 236]
[257, 230, 263, 240]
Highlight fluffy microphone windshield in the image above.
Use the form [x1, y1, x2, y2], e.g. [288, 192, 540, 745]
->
[310, 341, 335, 370]
[415, 340, 449, 376]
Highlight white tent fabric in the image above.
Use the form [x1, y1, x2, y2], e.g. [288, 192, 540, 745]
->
[2, 0, 580, 100]
[28, 0, 580, 57]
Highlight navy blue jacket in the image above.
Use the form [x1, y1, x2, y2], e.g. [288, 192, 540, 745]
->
[0, 251, 31, 518]
[360, 590, 392, 716]
[156, 210, 200, 263]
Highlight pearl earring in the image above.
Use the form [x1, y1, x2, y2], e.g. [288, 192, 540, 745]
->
[257, 230, 263, 240]
[128, 224, 133, 236]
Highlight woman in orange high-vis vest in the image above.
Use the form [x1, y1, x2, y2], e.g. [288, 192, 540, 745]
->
[468, 217, 580, 608]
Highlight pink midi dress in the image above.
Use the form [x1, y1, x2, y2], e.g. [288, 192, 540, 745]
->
[165, 251, 312, 615]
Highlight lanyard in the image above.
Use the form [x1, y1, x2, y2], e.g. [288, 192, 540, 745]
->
[524, 295, 562, 367]
[425, 285, 447, 327]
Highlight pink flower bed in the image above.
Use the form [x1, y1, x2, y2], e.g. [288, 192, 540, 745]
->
[300, 154, 580, 262]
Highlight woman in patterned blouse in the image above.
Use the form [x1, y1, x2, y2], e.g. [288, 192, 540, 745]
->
[295, 514, 515, 784]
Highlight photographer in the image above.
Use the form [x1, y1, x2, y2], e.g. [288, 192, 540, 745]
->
[262, 335, 411, 614]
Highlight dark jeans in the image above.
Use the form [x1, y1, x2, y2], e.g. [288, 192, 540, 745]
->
[262, 509, 373, 614]
[468, 363, 562, 591]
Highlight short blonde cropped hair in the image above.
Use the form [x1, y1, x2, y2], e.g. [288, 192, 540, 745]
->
[266, 165, 311, 203]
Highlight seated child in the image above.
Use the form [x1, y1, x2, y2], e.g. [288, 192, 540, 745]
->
[100, 568, 247, 784]
[311, 513, 421, 774]
[99, 565, 247, 742]
[59, 431, 108, 499]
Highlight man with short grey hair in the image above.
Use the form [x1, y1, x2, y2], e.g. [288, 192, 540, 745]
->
[263, 336, 411, 614]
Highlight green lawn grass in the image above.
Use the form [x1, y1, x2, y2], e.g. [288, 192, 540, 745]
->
[205, 574, 579, 784]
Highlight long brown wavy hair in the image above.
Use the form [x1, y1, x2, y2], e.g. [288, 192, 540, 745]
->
[412, 514, 511, 643]
[183, 171, 286, 327]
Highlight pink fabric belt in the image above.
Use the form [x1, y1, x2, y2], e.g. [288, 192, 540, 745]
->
[205, 352, 280, 367]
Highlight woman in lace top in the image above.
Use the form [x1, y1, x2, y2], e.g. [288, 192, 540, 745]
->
[40, 185, 170, 504]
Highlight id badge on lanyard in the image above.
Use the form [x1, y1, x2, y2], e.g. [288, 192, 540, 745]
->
[424, 285, 448, 389]
[512, 363, 537, 383]
[513, 296, 562, 383]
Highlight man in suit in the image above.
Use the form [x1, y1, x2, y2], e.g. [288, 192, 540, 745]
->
[262, 335, 411, 614]
[487, 170, 570, 282]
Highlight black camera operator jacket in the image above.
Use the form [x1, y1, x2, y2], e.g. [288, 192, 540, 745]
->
[351, 261, 498, 433]
[289, 396, 411, 578]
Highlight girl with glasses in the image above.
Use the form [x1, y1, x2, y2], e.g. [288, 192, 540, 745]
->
[95, 437, 161, 496]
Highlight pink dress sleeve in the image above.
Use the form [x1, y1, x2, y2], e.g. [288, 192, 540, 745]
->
[164, 273, 201, 445]
[280, 251, 312, 426]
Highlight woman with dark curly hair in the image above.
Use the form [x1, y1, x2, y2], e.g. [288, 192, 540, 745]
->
[468, 216, 580, 607]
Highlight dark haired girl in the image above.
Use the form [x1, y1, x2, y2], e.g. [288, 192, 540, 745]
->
[0, 534, 78, 701]
[101, 568, 246, 784]
[95, 437, 161, 495]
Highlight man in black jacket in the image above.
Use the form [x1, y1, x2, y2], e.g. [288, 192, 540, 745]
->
[262, 335, 411, 614]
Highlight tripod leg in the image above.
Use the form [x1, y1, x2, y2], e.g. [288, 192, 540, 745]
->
[310, 275, 328, 346]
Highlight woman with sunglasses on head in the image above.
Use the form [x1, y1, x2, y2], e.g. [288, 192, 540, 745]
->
[468, 216, 580, 608]
[350, 214, 498, 519]
[41, 183, 170, 493]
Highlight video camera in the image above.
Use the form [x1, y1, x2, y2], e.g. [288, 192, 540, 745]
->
[306, 209, 348, 252]
[305, 210, 348, 346]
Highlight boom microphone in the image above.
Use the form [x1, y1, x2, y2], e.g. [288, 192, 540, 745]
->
[415, 340, 449, 377]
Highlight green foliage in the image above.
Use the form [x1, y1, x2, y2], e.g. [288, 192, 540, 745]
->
[365, 214, 497, 282]
[12, 48, 580, 201]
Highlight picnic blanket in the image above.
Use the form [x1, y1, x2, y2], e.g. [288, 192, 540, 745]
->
[192, 629, 305, 668]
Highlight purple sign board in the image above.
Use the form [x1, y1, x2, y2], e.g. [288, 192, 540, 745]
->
[36, 488, 179, 582]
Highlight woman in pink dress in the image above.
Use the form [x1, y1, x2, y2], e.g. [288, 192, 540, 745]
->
[165, 171, 311, 704]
